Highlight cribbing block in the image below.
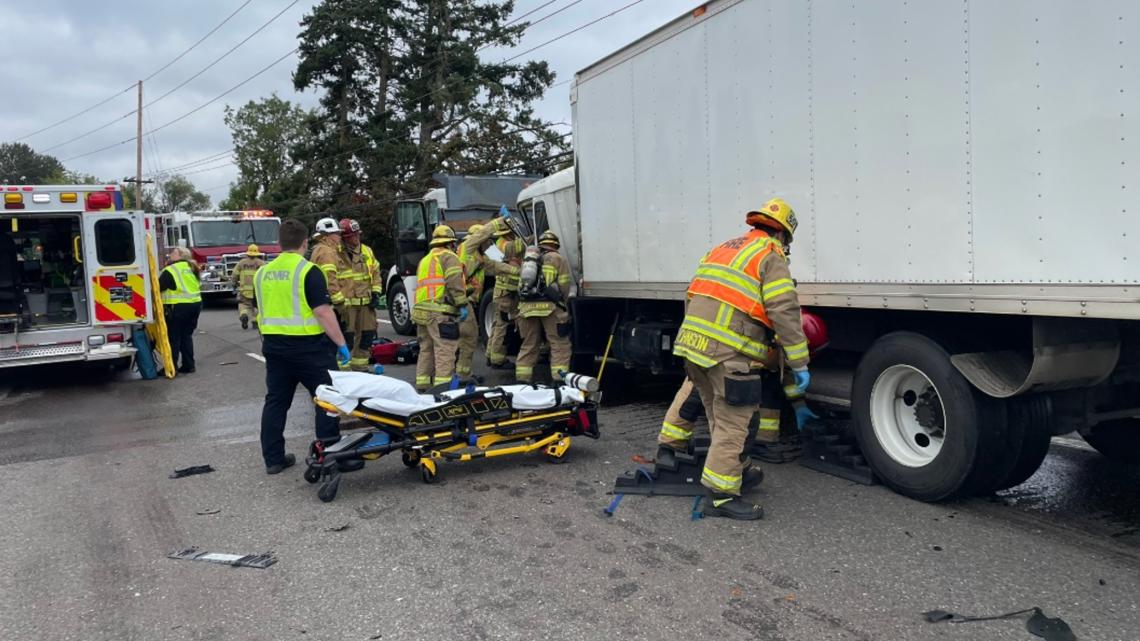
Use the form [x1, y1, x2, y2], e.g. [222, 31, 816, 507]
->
[798, 418, 877, 485]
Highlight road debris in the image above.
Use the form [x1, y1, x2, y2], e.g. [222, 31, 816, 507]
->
[168, 547, 277, 569]
[195, 508, 221, 515]
[325, 523, 351, 532]
[169, 465, 215, 479]
[923, 606, 1075, 641]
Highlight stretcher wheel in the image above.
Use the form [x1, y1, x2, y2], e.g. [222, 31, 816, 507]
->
[420, 465, 438, 484]
[402, 450, 422, 468]
[318, 475, 341, 503]
[303, 466, 321, 484]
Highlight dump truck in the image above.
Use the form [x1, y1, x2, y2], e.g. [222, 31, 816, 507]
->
[525, 0, 1140, 502]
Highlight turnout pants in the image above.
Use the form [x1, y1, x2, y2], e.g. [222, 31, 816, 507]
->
[487, 293, 517, 365]
[341, 304, 377, 371]
[237, 296, 257, 323]
[516, 310, 571, 383]
[456, 302, 479, 377]
[259, 343, 340, 467]
[165, 302, 201, 372]
[684, 355, 762, 496]
[658, 378, 704, 450]
[415, 312, 460, 391]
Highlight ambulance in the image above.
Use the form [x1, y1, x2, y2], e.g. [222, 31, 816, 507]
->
[0, 184, 152, 369]
[162, 209, 280, 296]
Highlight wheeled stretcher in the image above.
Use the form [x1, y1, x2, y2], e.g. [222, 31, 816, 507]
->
[307, 372, 600, 502]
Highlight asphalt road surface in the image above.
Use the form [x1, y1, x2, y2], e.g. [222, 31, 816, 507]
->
[1, 302, 1138, 641]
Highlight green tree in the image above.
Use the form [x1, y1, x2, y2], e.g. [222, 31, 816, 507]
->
[221, 94, 313, 215]
[293, 0, 569, 265]
[153, 175, 211, 213]
[0, 143, 65, 184]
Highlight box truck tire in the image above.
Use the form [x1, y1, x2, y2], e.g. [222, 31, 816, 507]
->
[478, 289, 494, 345]
[387, 282, 414, 336]
[992, 398, 1054, 491]
[853, 332, 1010, 502]
[1081, 419, 1140, 464]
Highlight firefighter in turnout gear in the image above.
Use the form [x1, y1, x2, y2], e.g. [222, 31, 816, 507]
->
[672, 198, 810, 521]
[487, 224, 526, 369]
[413, 225, 467, 391]
[337, 219, 382, 371]
[230, 244, 265, 330]
[309, 217, 346, 308]
[456, 218, 519, 378]
[516, 231, 573, 384]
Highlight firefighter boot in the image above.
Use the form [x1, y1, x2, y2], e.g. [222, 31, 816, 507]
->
[656, 445, 680, 473]
[703, 493, 764, 520]
[240, 314, 249, 330]
[742, 466, 765, 491]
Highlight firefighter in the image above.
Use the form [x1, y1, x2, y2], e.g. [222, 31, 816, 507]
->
[456, 218, 519, 378]
[309, 217, 345, 308]
[159, 247, 202, 375]
[515, 231, 573, 384]
[673, 198, 810, 520]
[486, 224, 525, 369]
[413, 225, 467, 392]
[253, 219, 361, 475]
[230, 244, 265, 330]
[337, 219, 382, 371]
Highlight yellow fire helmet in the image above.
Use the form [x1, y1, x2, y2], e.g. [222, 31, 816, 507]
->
[246, 244, 261, 256]
[466, 224, 484, 239]
[746, 198, 798, 239]
[538, 230, 560, 250]
[429, 224, 458, 247]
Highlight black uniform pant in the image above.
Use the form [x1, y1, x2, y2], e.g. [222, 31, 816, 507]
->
[259, 342, 341, 467]
[165, 302, 201, 371]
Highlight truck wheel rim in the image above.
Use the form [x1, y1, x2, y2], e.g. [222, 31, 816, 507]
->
[870, 365, 946, 468]
[391, 292, 410, 327]
[483, 305, 494, 338]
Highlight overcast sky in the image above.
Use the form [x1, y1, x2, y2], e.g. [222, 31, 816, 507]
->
[0, 0, 698, 203]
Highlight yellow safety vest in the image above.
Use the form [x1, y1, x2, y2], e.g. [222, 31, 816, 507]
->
[161, 261, 202, 305]
[414, 250, 459, 314]
[254, 252, 323, 336]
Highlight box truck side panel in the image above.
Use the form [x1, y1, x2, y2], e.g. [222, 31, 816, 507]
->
[576, 62, 639, 285]
[705, 0, 816, 279]
[629, 22, 711, 284]
[971, 2, 1140, 284]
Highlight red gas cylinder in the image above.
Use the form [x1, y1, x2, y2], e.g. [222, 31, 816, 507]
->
[802, 310, 829, 357]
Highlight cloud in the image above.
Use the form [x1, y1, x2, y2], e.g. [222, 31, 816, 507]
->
[2, 0, 697, 202]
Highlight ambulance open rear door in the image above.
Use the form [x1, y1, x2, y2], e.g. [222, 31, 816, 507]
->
[81, 211, 153, 325]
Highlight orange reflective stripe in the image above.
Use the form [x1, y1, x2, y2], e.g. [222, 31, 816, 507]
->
[687, 229, 779, 328]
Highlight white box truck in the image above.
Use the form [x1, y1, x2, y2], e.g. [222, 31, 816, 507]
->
[520, 0, 1140, 501]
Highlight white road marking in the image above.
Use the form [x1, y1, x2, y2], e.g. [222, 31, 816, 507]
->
[246, 352, 266, 363]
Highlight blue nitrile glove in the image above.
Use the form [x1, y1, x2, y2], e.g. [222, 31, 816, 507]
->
[793, 369, 811, 394]
[337, 345, 351, 367]
[372, 364, 385, 375]
[458, 306, 469, 322]
[499, 204, 511, 220]
[795, 404, 819, 431]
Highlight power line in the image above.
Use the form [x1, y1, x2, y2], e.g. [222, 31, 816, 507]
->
[479, 0, 588, 52]
[504, 0, 646, 63]
[44, 0, 300, 154]
[506, 0, 561, 26]
[14, 0, 254, 142]
[144, 0, 255, 82]
[64, 47, 299, 163]
[151, 149, 235, 176]
[146, 0, 300, 109]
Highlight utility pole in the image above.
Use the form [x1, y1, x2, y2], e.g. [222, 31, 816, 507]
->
[135, 80, 143, 208]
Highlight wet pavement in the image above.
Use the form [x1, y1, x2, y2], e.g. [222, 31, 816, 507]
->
[1, 302, 1139, 640]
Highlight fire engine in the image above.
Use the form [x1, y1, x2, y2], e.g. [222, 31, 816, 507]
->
[0, 184, 152, 369]
[162, 209, 281, 295]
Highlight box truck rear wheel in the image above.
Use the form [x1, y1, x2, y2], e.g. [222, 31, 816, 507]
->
[478, 289, 495, 345]
[1081, 419, 1140, 464]
[387, 282, 414, 336]
[853, 332, 1009, 502]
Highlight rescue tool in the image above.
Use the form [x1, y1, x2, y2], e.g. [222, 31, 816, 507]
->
[307, 371, 600, 502]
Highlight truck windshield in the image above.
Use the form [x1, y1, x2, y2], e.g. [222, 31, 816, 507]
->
[191, 220, 279, 248]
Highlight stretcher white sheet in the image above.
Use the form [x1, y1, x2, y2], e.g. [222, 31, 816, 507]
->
[315, 372, 585, 417]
